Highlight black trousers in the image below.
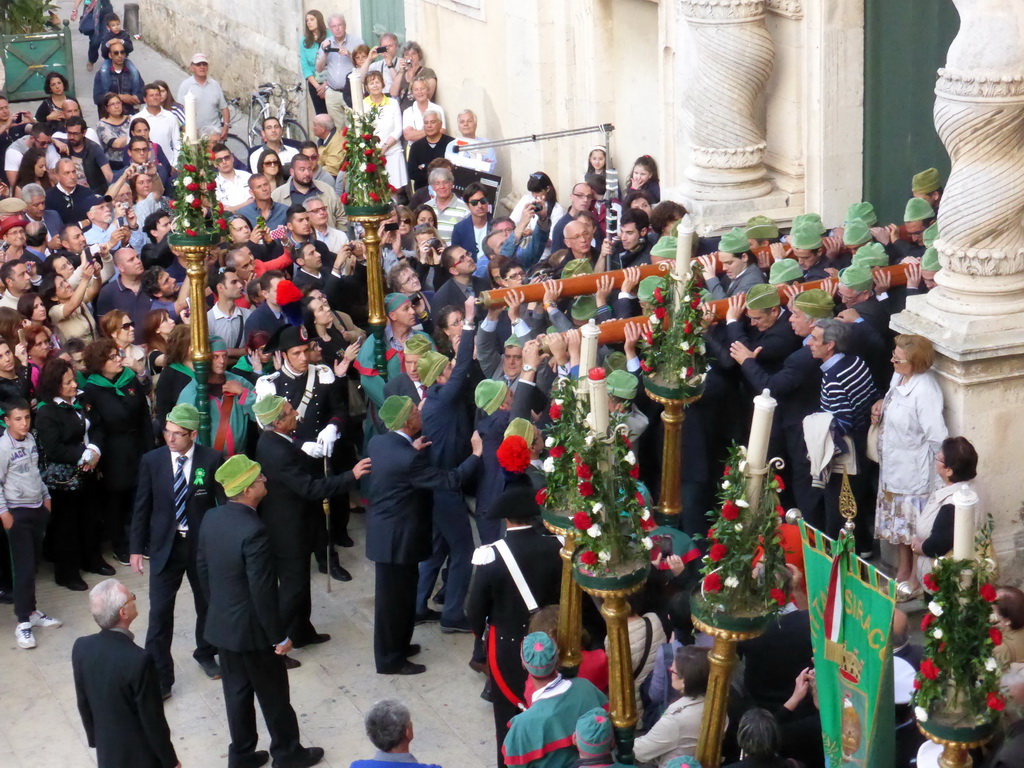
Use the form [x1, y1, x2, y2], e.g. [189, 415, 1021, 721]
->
[145, 532, 217, 687]
[374, 561, 418, 673]
[219, 647, 302, 767]
[47, 486, 101, 582]
[7, 505, 48, 622]
[103, 485, 135, 555]
[276, 555, 316, 644]
[306, 81, 327, 115]
[783, 424, 824, 526]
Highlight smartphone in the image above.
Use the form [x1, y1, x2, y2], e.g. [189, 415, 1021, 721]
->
[16, 328, 24, 346]
[117, 216, 127, 228]
[374, 45, 387, 54]
[383, 222, 399, 232]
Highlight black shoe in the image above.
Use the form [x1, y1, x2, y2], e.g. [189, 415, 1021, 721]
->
[406, 644, 421, 657]
[275, 746, 324, 768]
[469, 659, 487, 674]
[329, 562, 351, 582]
[349, 505, 366, 515]
[433, 589, 446, 605]
[57, 577, 88, 592]
[480, 679, 493, 702]
[415, 609, 442, 625]
[196, 657, 221, 679]
[0, 590, 12, 605]
[244, 751, 270, 768]
[161, 685, 172, 701]
[292, 633, 331, 649]
[335, 533, 354, 548]
[84, 561, 115, 576]
[283, 655, 301, 670]
[440, 618, 472, 634]
[379, 661, 426, 676]
[113, 551, 130, 566]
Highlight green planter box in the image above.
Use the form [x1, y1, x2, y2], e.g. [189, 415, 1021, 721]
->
[168, 232, 221, 247]
[1, 21, 74, 102]
[691, 591, 776, 634]
[918, 714, 997, 746]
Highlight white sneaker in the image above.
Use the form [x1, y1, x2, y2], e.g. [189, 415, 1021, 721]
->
[15, 622, 35, 649]
[29, 611, 61, 628]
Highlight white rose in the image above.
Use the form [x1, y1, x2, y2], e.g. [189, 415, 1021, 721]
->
[591, 502, 603, 514]
[986, 657, 998, 672]
[722, 480, 731, 490]
[589, 524, 602, 538]
[624, 451, 636, 465]
[554, 399, 564, 406]
[736, 499, 750, 508]
[650, 315, 661, 326]
[991, 611, 1001, 623]
[599, 551, 611, 563]
[680, 341, 691, 352]
[932, 628, 943, 640]
[641, 509, 651, 521]
[183, 176, 193, 185]
[734, 523, 743, 532]
[915, 706, 929, 723]
[542, 457, 555, 474]
[739, 460, 748, 474]
[642, 537, 654, 550]
[928, 601, 944, 617]
[185, 194, 195, 204]
[545, 436, 555, 448]
[585, 435, 594, 447]
[698, 343, 707, 355]
[725, 576, 740, 588]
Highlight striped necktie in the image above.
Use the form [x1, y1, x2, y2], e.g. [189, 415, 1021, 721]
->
[173, 455, 188, 529]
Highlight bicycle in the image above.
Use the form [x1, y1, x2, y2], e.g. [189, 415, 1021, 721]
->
[224, 97, 252, 167]
[247, 82, 308, 148]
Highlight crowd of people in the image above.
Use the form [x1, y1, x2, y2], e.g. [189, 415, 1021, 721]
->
[1, 5, 1022, 768]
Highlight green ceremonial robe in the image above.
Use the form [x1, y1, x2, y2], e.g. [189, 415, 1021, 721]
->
[503, 677, 608, 768]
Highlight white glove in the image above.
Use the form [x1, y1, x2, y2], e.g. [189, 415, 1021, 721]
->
[78, 447, 98, 466]
[317, 424, 339, 457]
[301, 441, 325, 459]
[253, 376, 277, 401]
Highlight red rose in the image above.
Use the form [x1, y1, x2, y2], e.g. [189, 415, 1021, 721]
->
[691, 298, 701, 309]
[775, 505, 785, 517]
[381, 155, 388, 165]
[366, 163, 377, 173]
[921, 613, 935, 632]
[217, 217, 227, 230]
[579, 550, 598, 566]
[361, 133, 373, 140]
[988, 692, 1006, 711]
[184, 164, 197, 172]
[549, 445, 566, 459]
[578, 481, 594, 497]
[342, 161, 350, 171]
[573, 512, 592, 531]
[364, 148, 374, 157]
[722, 500, 739, 521]
[770, 588, 788, 606]
[634, 492, 645, 505]
[535, 488, 548, 506]
[724, 466, 732, 476]
[186, 182, 199, 192]
[368, 192, 380, 202]
[653, 287, 664, 304]
[169, 201, 177, 209]
[703, 573, 722, 593]
[654, 306, 667, 320]
[576, 463, 593, 480]
[686, 367, 694, 377]
[190, 198, 202, 209]
[549, 403, 562, 420]
[913, 679, 921, 690]
[923, 573, 938, 592]
[629, 464, 640, 479]
[920, 658, 940, 681]
[341, 193, 350, 205]
[206, 182, 216, 191]
[990, 627, 1003, 646]
[981, 583, 997, 602]
[683, 321, 693, 334]
[939, 641, 947, 653]
[643, 330, 654, 344]
[341, 127, 348, 137]
[639, 360, 653, 373]
[709, 543, 728, 562]
[185, 228, 196, 237]
[218, 202, 224, 213]
[641, 517, 657, 532]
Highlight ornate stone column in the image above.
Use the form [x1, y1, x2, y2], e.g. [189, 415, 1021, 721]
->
[892, 0, 1024, 581]
[678, 0, 775, 201]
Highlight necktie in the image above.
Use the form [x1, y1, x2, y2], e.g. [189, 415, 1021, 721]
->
[173, 455, 188, 529]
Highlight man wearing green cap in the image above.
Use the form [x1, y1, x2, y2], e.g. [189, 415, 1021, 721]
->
[888, 197, 935, 262]
[129, 402, 225, 697]
[837, 264, 891, 339]
[571, 708, 629, 767]
[198, 454, 325, 768]
[846, 202, 877, 228]
[472, 378, 516, 545]
[911, 167, 943, 209]
[478, 330, 526, 392]
[769, 258, 803, 286]
[383, 333, 436, 404]
[745, 214, 780, 250]
[177, 336, 254, 457]
[367, 395, 483, 674]
[607, 369, 650, 441]
[700, 227, 766, 299]
[788, 223, 833, 281]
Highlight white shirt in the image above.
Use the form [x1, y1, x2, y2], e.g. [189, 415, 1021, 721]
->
[402, 101, 446, 132]
[170, 443, 196, 532]
[216, 170, 253, 207]
[141, 107, 182, 165]
[249, 144, 299, 170]
[314, 225, 349, 254]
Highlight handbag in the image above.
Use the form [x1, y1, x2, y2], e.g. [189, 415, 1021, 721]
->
[78, 5, 97, 36]
[40, 460, 85, 491]
[866, 422, 880, 463]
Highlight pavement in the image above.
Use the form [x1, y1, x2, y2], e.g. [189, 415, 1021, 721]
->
[0, 4, 495, 767]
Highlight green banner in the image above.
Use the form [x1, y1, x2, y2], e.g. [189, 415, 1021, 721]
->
[799, 521, 897, 768]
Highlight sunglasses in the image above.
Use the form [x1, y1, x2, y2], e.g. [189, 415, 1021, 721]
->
[264, 160, 280, 166]
[121, 321, 135, 330]
[468, 197, 488, 207]
[214, 155, 232, 162]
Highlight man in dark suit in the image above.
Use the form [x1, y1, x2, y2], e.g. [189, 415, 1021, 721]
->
[129, 404, 224, 697]
[382, 334, 434, 404]
[199, 454, 324, 768]
[428, 244, 490, 320]
[252, 395, 371, 661]
[72, 578, 179, 768]
[366, 395, 483, 675]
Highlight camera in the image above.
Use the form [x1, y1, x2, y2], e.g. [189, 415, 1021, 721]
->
[403, 59, 412, 66]
[132, 163, 146, 174]
[85, 244, 101, 259]
[428, 238, 443, 252]
[374, 45, 387, 54]
[324, 44, 340, 54]
[117, 216, 128, 228]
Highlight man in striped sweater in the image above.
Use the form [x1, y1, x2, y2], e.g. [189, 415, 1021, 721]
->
[808, 318, 878, 554]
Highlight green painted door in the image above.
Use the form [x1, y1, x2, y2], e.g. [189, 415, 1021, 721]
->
[360, 0, 405, 47]
[2, 20, 75, 102]
[863, 0, 960, 223]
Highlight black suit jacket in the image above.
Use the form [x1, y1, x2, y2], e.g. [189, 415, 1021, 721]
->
[383, 372, 424, 404]
[255, 430, 357, 557]
[739, 609, 813, 710]
[197, 501, 286, 651]
[72, 629, 178, 768]
[129, 444, 225, 574]
[429, 275, 490, 320]
[365, 430, 480, 564]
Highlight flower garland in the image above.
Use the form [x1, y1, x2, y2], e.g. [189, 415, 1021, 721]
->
[913, 517, 1003, 726]
[638, 263, 708, 395]
[699, 443, 789, 615]
[171, 138, 226, 238]
[536, 377, 589, 514]
[338, 106, 393, 208]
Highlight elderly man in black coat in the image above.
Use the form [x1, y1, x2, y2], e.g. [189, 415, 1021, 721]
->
[366, 394, 482, 675]
[72, 578, 178, 768]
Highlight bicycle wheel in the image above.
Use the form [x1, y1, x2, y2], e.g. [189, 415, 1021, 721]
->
[283, 118, 308, 143]
[248, 97, 268, 148]
[224, 134, 251, 169]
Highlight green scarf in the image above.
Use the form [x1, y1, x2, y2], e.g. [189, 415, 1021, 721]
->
[85, 368, 136, 396]
[38, 399, 82, 411]
[232, 356, 254, 373]
[169, 363, 196, 379]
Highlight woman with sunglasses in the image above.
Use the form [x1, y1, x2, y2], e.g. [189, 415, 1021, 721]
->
[257, 149, 289, 189]
[99, 310, 146, 379]
[40, 260, 103, 345]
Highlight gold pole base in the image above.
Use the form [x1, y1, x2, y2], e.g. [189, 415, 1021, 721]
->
[556, 532, 583, 672]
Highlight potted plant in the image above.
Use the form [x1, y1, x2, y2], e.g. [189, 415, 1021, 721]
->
[536, 376, 590, 533]
[339, 106, 393, 216]
[168, 139, 225, 247]
[638, 264, 708, 401]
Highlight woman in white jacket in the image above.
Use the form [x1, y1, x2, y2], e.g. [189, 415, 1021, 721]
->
[872, 334, 947, 600]
[633, 646, 710, 767]
[363, 71, 407, 190]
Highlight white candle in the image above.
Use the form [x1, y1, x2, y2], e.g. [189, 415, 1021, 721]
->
[183, 92, 198, 144]
[580, 319, 599, 374]
[349, 72, 364, 115]
[952, 483, 979, 560]
[744, 389, 777, 503]
[588, 370, 609, 437]
[674, 215, 695, 310]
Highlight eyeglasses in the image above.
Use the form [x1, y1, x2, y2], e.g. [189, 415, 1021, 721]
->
[468, 197, 488, 207]
[121, 321, 135, 330]
[572, 192, 595, 199]
[307, 206, 327, 214]
[214, 155, 232, 162]
[401, 218, 413, 225]
[263, 160, 280, 166]
[111, 50, 126, 56]
[163, 428, 191, 439]
[891, 356, 908, 364]
[106, 352, 121, 361]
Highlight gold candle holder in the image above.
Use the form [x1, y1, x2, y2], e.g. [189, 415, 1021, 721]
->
[172, 240, 213, 444]
[542, 519, 583, 673]
[645, 390, 701, 524]
[347, 210, 390, 377]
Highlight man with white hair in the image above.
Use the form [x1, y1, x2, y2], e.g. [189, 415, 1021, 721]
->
[444, 109, 497, 173]
[311, 114, 344, 178]
[366, 32, 401, 89]
[351, 699, 434, 767]
[72, 579, 179, 768]
[406, 110, 454, 191]
[315, 13, 364, 130]
[425, 167, 467, 244]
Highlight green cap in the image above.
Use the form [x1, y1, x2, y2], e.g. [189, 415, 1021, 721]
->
[575, 708, 615, 759]
[604, 351, 626, 372]
[745, 215, 778, 240]
[843, 219, 872, 247]
[570, 296, 597, 322]
[606, 369, 638, 400]
[561, 258, 593, 279]
[650, 235, 677, 262]
[475, 379, 508, 415]
[379, 395, 413, 430]
[253, 395, 286, 428]
[923, 222, 939, 248]
[904, 197, 935, 223]
[521, 631, 558, 676]
[637, 276, 666, 304]
[504, 417, 536, 445]
[769, 259, 803, 285]
[921, 246, 941, 272]
[215, 454, 262, 497]
[385, 292, 411, 314]
[839, 264, 874, 292]
[852, 242, 887, 268]
[209, 335, 228, 353]
[792, 289, 834, 319]
[417, 351, 449, 387]
[846, 202, 876, 227]
[404, 334, 434, 356]
[717, 227, 750, 255]
[745, 283, 781, 310]
[792, 213, 826, 235]
[912, 167, 941, 194]
[504, 335, 523, 349]
[166, 403, 200, 431]
[789, 223, 822, 251]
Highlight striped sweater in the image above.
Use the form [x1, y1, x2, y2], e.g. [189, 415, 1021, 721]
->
[819, 353, 877, 436]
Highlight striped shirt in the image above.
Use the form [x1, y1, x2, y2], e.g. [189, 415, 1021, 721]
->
[819, 353, 877, 436]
